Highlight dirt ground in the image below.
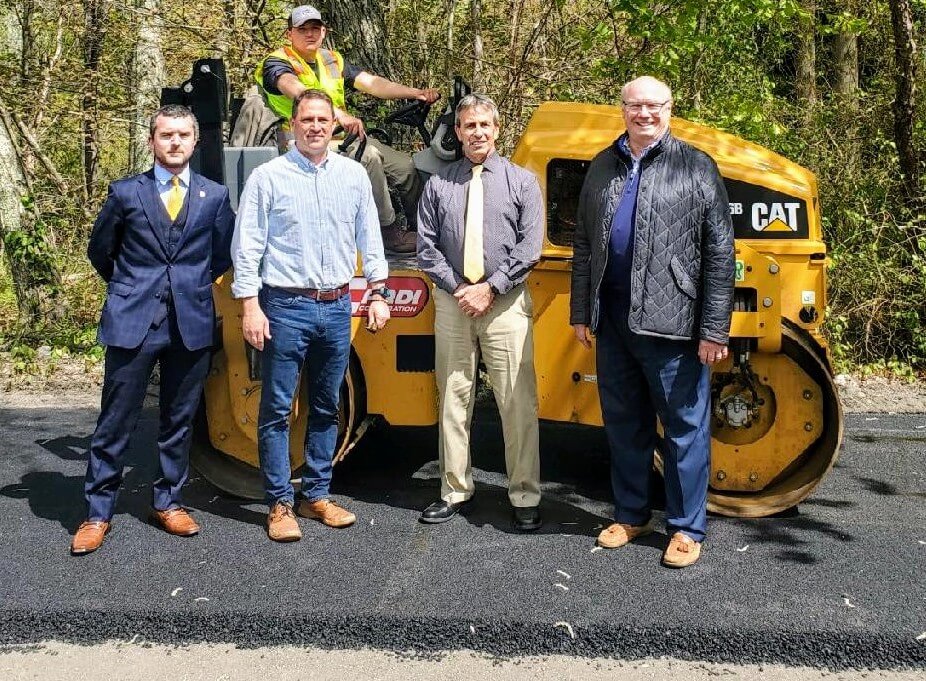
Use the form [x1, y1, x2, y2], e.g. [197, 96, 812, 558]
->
[1, 354, 924, 413]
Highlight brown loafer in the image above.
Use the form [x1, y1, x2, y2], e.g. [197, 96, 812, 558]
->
[71, 520, 111, 555]
[267, 501, 302, 542]
[662, 531, 702, 568]
[150, 507, 200, 536]
[597, 521, 653, 549]
[296, 498, 356, 528]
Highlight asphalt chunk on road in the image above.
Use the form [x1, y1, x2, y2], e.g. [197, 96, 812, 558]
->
[0, 398, 924, 671]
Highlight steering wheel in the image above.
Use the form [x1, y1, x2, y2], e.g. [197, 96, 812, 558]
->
[383, 99, 436, 146]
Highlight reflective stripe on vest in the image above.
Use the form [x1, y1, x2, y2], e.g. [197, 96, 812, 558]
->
[255, 47, 346, 125]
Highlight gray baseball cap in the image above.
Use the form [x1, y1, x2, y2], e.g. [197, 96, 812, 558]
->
[289, 5, 325, 27]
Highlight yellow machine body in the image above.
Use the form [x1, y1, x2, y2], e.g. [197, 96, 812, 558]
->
[200, 102, 843, 516]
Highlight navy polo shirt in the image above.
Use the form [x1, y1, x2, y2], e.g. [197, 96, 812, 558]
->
[602, 133, 664, 298]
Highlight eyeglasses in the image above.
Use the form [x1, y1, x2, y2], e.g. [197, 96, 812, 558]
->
[621, 100, 671, 114]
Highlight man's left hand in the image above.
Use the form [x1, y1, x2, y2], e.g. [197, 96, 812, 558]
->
[454, 282, 494, 317]
[699, 339, 729, 366]
[366, 299, 390, 332]
[416, 87, 440, 104]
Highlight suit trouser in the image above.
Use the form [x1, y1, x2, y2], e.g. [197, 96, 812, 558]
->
[83, 312, 210, 521]
[342, 137, 422, 227]
[433, 284, 541, 507]
[595, 292, 711, 542]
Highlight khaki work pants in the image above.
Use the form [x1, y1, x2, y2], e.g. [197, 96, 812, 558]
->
[433, 284, 541, 507]
[339, 137, 422, 226]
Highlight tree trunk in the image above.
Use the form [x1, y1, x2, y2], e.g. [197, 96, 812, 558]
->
[794, 0, 816, 119]
[888, 0, 919, 202]
[471, 0, 483, 90]
[0, 107, 64, 324]
[832, 31, 858, 106]
[82, 0, 108, 200]
[319, 0, 394, 81]
[128, 0, 166, 174]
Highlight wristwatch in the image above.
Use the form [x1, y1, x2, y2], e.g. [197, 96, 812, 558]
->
[368, 285, 392, 301]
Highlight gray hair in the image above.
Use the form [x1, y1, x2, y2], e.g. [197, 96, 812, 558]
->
[619, 76, 673, 104]
[149, 104, 199, 140]
[455, 93, 499, 127]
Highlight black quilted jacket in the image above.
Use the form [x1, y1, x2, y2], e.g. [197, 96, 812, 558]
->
[569, 133, 735, 344]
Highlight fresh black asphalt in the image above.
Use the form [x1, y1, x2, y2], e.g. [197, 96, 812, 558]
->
[0, 399, 924, 670]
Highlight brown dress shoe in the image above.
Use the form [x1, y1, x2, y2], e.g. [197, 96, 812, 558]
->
[597, 521, 653, 549]
[381, 221, 417, 254]
[71, 520, 111, 555]
[662, 531, 702, 568]
[296, 498, 356, 528]
[150, 507, 200, 536]
[267, 501, 302, 542]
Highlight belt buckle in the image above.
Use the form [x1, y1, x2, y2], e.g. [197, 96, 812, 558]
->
[317, 287, 339, 301]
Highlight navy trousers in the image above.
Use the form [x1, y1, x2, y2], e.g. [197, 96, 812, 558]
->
[595, 293, 711, 542]
[83, 311, 210, 521]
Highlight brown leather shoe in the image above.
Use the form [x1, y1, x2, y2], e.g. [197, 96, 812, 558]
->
[296, 498, 356, 528]
[662, 531, 702, 568]
[267, 501, 302, 542]
[71, 520, 111, 555]
[597, 521, 653, 549]
[150, 507, 200, 536]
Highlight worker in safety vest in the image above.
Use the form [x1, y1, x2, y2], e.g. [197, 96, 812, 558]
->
[257, 5, 440, 253]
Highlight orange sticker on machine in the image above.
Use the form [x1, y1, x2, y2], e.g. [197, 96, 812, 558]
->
[350, 276, 430, 317]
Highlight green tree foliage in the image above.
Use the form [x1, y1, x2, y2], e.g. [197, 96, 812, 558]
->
[0, 0, 922, 370]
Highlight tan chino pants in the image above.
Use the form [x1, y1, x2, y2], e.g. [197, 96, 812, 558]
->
[433, 284, 541, 507]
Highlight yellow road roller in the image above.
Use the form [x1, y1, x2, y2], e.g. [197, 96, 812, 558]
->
[175, 65, 842, 517]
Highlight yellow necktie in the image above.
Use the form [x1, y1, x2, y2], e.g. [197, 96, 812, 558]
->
[166, 175, 183, 221]
[463, 164, 484, 284]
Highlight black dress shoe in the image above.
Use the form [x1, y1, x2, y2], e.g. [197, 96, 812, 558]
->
[419, 499, 469, 524]
[513, 506, 542, 532]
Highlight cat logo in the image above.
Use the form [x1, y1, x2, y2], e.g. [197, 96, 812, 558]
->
[752, 202, 801, 232]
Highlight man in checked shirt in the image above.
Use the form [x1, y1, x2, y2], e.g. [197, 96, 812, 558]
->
[416, 94, 544, 531]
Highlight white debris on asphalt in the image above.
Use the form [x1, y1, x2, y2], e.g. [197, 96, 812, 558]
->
[170, 587, 183, 597]
[916, 632, 926, 641]
[843, 596, 856, 608]
[195, 597, 210, 602]
[553, 583, 570, 592]
[554, 621, 576, 639]
[918, 540, 926, 545]
[127, 634, 140, 644]
[865, 417, 878, 421]
[590, 546, 603, 554]
[556, 570, 572, 580]
[370, 518, 375, 525]
[469, 625, 476, 634]
[736, 545, 750, 552]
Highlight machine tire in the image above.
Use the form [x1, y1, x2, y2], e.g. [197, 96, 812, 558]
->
[190, 352, 366, 500]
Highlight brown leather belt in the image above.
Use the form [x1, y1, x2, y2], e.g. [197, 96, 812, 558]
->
[278, 283, 350, 301]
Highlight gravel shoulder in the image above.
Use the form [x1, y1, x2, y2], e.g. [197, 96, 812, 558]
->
[1, 643, 923, 681]
[2, 356, 925, 413]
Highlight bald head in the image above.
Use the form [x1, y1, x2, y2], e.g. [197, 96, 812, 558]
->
[620, 76, 673, 154]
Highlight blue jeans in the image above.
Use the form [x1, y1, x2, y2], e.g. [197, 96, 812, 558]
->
[595, 293, 711, 542]
[257, 287, 351, 505]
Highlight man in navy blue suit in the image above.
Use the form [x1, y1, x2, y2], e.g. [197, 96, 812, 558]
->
[72, 104, 234, 555]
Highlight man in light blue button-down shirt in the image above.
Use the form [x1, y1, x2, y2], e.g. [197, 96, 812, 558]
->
[231, 89, 390, 542]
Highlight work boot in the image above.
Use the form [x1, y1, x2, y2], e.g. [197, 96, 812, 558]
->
[381, 216, 417, 254]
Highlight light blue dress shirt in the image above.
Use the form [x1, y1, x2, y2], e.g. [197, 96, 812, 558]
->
[153, 162, 189, 208]
[231, 148, 388, 298]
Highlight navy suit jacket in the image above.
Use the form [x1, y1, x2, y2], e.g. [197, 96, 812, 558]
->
[87, 168, 235, 351]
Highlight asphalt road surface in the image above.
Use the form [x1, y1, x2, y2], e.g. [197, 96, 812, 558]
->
[0, 395, 923, 671]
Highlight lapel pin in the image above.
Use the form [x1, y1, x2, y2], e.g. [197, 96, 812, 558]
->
[199, 190, 206, 198]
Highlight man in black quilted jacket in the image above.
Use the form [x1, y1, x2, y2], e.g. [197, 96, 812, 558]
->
[569, 76, 734, 568]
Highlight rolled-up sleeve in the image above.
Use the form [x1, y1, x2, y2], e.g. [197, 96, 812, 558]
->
[355, 172, 388, 282]
[230, 169, 268, 299]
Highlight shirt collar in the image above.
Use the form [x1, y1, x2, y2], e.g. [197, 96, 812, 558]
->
[464, 150, 502, 174]
[154, 162, 190, 187]
[288, 147, 331, 172]
[617, 130, 669, 162]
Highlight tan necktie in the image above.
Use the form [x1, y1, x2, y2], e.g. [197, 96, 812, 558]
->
[463, 164, 484, 283]
[165, 175, 183, 221]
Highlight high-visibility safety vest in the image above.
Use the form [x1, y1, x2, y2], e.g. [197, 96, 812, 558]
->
[255, 46, 346, 126]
